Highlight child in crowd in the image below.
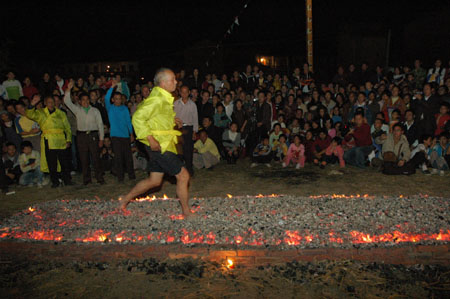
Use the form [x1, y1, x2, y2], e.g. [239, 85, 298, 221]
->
[312, 130, 332, 166]
[288, 118, 301, 136]
[100, 136, 114, 172]
[222, 122, 241, 164]
[304, 130, 315, 163]
[2, 142, 21, 185]
[269, 123, 283, 148]
[410, 134, 434, 174]
[251, 137, 272, 168]
[429, 133, 450, 176]
[322, 137, 345, 169]
[283, 135, 305, 169]
[18, 141, 44, 187]
[435, 103, 450, 136]
[131, 143, 147, 171]
[213, 103, 230, 131]
[272, 134, 288, 162]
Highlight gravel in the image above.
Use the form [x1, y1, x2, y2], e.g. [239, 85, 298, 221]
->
[0, 194, 449, 248]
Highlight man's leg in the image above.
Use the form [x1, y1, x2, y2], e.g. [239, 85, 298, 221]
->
[344, 147, 357, 167]
[123, 138, 136, 180]
[175, 167, 192, 217]
[45, 140, 59, 186]
[182, 126, 194, 175]
[88, 133, 104, 183]
[56, 148, 73, 184]
[120, 172, 164, 210]
[193, 153, 204, 169]
[77, 133, 91, 184]
[112, 137, 124, 182]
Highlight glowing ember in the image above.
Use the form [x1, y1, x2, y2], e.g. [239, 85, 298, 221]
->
[0, 194, 448, 249]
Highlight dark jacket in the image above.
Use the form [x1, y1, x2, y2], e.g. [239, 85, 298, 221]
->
[403, 121, 419, 146]
[255, 102, 272, 133]
[411, 95, 441, 136]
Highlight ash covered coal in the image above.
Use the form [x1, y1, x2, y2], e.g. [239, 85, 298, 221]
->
[0, 194, 449, 248]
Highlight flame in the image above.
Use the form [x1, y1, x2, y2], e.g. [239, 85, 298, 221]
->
[163, 194, 168, 199]
[28, 207, 36, 212]
[76, 229, 110, 243]
[226, 258, 234, 269]
[227, 194, 233, 198]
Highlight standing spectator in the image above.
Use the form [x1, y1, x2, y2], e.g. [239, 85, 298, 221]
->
[22, 77, 39, 100]
[343, 112, 373, 168]
[14, 101, 41, 152]
[196, 91, 214, 124]
[174, 85, 198, 176]
[2, 71, 23, 100]
[105, 80, 135, 183]
[412, 59, 427, 89]
[193, 130, 220, 170]
[255, 91, 272, 142]
[413, 83, 441, 137]
[64, 80, 105, 185]
[54, 73, 68, 95]
[283, 135, 305, 169]
[427, 59, 446, 86]
[38, 72, 54, 98]
[18, 141, 44, 187]
[26, 94, 73, 188]
[114, 74, 131, 100]
[187, 68, 202, 90]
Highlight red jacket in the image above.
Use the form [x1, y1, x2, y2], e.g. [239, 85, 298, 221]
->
[22, 85, 39, 100]
[312, 135, 332, 153]
[435, 113, 450, 136]
[345, 123, 372, 147]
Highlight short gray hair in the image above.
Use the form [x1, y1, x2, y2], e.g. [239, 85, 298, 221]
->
[154, 67, 172, 86]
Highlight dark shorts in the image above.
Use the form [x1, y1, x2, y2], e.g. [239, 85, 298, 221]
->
[145, 147, 184, 176]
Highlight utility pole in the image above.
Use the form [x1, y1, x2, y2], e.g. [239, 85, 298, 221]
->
[306, 0, 313, 71]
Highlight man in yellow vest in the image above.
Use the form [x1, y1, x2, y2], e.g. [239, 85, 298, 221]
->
[120, 68, 193, 218]
[27, 94, 73, 188]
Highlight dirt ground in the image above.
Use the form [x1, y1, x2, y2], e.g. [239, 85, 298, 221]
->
[1, 159, 450, 298]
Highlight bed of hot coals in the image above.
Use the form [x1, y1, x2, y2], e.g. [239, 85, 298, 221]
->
[0, 194, 449, 248]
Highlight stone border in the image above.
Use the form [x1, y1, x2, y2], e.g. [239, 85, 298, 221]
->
[0, 242, 448, 266]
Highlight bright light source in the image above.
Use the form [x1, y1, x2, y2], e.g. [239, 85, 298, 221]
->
[226, 258, 234, 269]
[107, 65, 110, 68]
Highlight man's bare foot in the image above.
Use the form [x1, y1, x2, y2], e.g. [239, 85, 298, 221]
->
[183, 211, 199, 220]
[119, 196, 133, 211]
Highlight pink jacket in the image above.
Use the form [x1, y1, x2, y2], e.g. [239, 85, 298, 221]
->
[325, 145, 345, 167]
[287, 143, 304, 158]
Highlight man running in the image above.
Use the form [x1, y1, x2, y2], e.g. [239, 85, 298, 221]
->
[120, 68, 193, 218]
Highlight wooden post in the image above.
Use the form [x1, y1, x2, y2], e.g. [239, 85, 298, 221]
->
[306, 0, 313, 72]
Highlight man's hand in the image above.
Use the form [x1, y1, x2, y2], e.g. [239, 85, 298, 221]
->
[192, 132, 197, 141]
[193, 148, 198, 153]
[381, 133, 387, 140]
[175, 118, 183, 129]
[66, 142, 71, 149]
[147, 135, 161, 152]
[66, 79, 74, 92]
[98, 140, 104, 148]
[30, 162, 36, 168]
[398, 160, 405, 167]
[111, 78, 118, 88]
[130, 135, 135, 142]
[31, 94, 41, 107]
[347, 128, 355, 135]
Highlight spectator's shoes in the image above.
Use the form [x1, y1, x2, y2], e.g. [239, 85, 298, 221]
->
[439, 170, 445, 176]
[265, 163, 271, 168]
[431, 169, 439, 175]
[250, 163, 257, 168]
[295, 163, 301, 169]
[282, 162, 287, 168]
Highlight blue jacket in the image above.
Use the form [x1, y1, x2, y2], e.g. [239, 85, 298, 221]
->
[105, 88, 133, 138]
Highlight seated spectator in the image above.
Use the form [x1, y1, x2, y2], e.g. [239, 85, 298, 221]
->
[435, 103, 450, 136]
[18, 141, 44, 187]
[376, 123, 426, 175]
[312, 129, 332, 166]
[331, 106, 343, 124]
[272, 134, 288, 162]
[1, 110, 22, 151]
[131, 143, 147, 171]
[269, 123, 283, 148]
[222, 123, 241, 164]
[304, 130, 315, 163]
[429, 133, 449, 176]
[410, 134, 434, 174]
[283, 135, 305, 169]
[343, 112, 373, 168]
[193, 130, 220, 170]
[325, 119, 336, 138]
[2, 142, 21, 185]
[389, 109, 401, 132]
[322, 137, 345, 169]
[251, 136, 272, 168]
[288, 118, 301, 136]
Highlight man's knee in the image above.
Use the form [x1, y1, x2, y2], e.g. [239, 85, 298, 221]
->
[176, 167, 190, 182]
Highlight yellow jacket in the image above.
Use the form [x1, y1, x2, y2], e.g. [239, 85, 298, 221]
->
[132, 87, 181, 154]
[194, 138, 220, 160]
[26, 107, 72, 172]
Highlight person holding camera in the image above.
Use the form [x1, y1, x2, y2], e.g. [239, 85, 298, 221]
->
[64, 80, 105, 185]
[343, 111, 373, 168]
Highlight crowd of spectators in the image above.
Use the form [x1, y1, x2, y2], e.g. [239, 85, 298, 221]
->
[1, 58, 450, 194]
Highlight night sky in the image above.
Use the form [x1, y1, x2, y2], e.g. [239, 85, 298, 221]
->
[2, 0, 449, 73]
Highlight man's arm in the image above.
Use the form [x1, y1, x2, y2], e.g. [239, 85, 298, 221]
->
[25, 95, 45, 124]
[95, 109, 104, 141]
[104, 87, 114, 111]
[63, 90, 81, 115]
[192, 103, 199, 133]
[61, 111, 72, 144]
